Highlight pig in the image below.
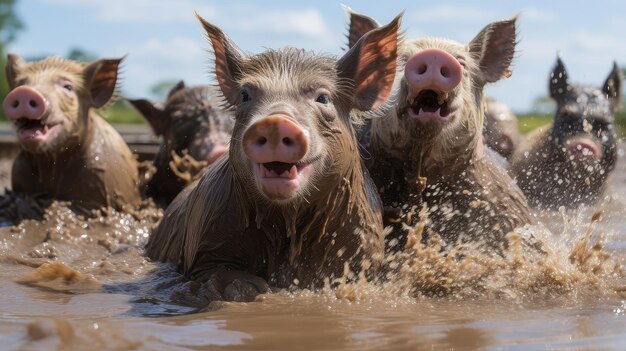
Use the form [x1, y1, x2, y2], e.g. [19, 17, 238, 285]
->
[128, 82, 234, 206]
[483, 97, 521, 161]
[347, 11, 531, 252]
[1, 55, 142, 217]
[509, 58, 621, 209]
[145, 13, 400, 303]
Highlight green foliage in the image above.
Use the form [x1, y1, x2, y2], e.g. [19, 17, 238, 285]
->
[67, 47, 97, 62]
[529, 95, 555, 115]
[0, 0, 23, 44]
[100, 100, 146, 124]
[0, 0, 22, 120]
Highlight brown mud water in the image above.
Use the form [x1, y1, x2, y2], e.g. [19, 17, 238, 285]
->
[0, 141, 624, 349]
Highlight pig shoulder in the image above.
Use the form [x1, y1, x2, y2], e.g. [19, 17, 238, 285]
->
[87, 115, 142, 209]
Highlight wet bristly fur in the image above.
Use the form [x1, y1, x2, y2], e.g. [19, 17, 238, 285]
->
[349, 13, 530, 251]
[146, 14, 400, 302]
[3, 55, 141, 217]
[129, 83, 234, 206]
[510, 59, 622, 209]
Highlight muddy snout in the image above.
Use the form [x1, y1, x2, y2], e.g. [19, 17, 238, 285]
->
[243, 115, 308, 164]
[2, 86, 48, 122]
[405, 49, 463, 94]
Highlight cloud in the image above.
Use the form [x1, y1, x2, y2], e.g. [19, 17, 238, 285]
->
[113, 36, 210, 98]
[230, 8, 331, 39]
[41, 0, 216, 23]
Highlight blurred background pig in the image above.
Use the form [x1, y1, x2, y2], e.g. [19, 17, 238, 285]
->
[129, 81, 234, 206]
[1, 54, 141, 220]
[510, 58, 622, 209]
[483, 97, 521, 162]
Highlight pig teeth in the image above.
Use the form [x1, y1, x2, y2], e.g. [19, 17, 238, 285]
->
[289, 165, 298, 179]
[437, 92, 448, 105]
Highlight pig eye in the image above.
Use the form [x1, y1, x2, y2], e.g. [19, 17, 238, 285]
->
[316, 94, 330, 104]
[63, 83, 73, 92]
[241, 90, 250, 102]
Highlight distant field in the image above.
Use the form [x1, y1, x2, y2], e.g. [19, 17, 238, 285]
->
[101, 101, 146, 124]
[517, 114, 551, 134]
[517, 111, 626, 137]
[1, 102, 625, 137]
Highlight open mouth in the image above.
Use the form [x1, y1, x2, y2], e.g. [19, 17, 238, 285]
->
[565, 137, 601, 162]
[253, 158, 317, 201]
[406, 89, 455, 122]
[14, 117, 62, 144]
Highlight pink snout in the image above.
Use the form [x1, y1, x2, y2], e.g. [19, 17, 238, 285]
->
[2, 86, 47, 122]
[207, 143, 229, 164]
[404, 48, 463, 94]
[243, 115, 308, 164]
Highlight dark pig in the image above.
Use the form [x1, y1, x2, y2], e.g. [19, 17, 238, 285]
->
[2, 55, 142, 217]
[483, 97, 520, 161]
[348, 12, 530, 252]
[128, 82, 234, 206]
[509, 58, 621, 209]
[145, 13, 401, 303]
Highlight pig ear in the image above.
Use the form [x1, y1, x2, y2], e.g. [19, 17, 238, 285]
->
[196, 12, 245, 106]
[549, 57, 570, 101]
[602, 61, 623, 111]
[167, 80, 186, 99]
[127, 99, 168, 136]
[5, 53, 25, 89]
[468, 17, 517, 84]
[84, 58, 123, 108]
[345, 7, 380, 49]
[338, 13, 401, 111]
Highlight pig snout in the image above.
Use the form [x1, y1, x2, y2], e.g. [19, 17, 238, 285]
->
[207, 143, 229, 164]
[404, 49, 463, 94]
[2, 86, 48, 122]
[243, 115, 308, 164]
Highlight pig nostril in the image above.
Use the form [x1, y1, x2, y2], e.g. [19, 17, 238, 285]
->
[440, 66, 450, 78]
[417, 64, 427, 75]
[282, 137, 293, 146]
[11, 100, 19, 108]
[257, 137, 267, 146]
[29, 100, 38, 108]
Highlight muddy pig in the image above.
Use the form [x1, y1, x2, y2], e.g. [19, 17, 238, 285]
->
[128, 82, 234, 206]
[145, 13, 400, 303]
[1, 55, 142, 218]
[347, 12, 530, 252]
[483, 97, 520, 161]
[509, 58, 621, 209]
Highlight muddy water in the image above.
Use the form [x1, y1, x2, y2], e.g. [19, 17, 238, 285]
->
[0, 146, 625, 350]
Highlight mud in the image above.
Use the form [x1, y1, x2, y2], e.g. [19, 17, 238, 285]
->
[0, 144, 624, 350]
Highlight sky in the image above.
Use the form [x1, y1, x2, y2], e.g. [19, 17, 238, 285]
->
[6, 0, 626, 113]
